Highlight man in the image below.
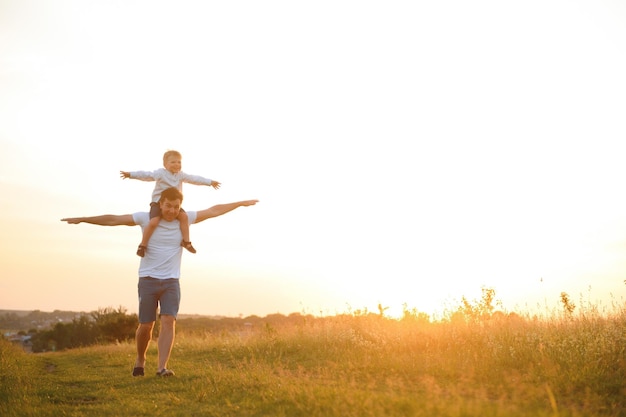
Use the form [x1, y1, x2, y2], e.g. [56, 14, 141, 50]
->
[61, 187, 258, 377]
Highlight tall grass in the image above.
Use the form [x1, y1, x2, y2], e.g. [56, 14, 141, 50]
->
[1, 293, 625, 416]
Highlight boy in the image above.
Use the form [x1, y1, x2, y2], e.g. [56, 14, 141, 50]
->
[120, 150, 221, 257]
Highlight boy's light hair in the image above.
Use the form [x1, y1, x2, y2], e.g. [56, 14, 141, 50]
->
[163, 150, 182, 164]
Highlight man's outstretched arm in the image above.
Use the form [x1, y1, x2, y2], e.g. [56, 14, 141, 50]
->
[61, 214, 136, 226]
[195, 200, 259, 223]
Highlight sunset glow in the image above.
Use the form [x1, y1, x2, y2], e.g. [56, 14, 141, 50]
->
[1, 0, 625, 318]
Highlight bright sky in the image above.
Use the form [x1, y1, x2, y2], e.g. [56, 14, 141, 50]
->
[1, 0, 625, 319]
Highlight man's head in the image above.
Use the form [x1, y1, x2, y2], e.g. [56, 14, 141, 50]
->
[159, 187, 184, 221]
[163, 150, 182, 174]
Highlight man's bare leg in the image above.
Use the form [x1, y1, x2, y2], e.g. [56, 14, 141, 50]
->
[133, 322, 154, 376]
[157, 315, 176, 374]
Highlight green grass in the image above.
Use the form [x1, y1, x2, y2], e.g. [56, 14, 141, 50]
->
[2, 305, 625, 417]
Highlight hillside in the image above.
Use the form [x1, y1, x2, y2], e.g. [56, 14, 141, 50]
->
[1, 304, 625, 417]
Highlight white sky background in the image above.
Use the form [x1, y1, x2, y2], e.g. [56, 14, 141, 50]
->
[1, 0, 626, 318]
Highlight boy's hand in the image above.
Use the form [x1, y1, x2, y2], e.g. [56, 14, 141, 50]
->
[120, 171, 130, 179]
[211, 181, 221, 190]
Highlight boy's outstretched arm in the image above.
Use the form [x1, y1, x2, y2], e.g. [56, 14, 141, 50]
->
[195, 200, 259, 223]
[61, 214, 136, 226]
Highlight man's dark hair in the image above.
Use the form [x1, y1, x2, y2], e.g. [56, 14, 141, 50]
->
[159, 187, 183, 203]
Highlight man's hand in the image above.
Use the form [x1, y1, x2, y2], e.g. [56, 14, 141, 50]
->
[120, 171, 130, 179]
[211, 180, 221, 190]
[61, 217, 83, 224]
[60, 214, 136, 226]
[195, 199, 259, 223]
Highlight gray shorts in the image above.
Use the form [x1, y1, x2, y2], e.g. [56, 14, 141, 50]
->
[138, 277, 181, 323]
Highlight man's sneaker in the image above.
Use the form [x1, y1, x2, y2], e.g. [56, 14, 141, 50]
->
[156, 368, 175, 377]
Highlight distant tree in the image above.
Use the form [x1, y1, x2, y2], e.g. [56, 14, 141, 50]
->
[31, 307, 137, 352]
[0, 312, 21, 329]
[92, 307, 137, 343]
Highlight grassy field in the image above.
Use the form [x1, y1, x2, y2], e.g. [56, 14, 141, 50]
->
[1, 299, 625, 417]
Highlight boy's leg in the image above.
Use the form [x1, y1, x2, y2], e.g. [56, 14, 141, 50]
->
[178, 211, 196, 253]
[137, 216, 160, 257]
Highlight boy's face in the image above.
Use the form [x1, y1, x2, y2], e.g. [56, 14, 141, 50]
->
[164, 155, 182, 174]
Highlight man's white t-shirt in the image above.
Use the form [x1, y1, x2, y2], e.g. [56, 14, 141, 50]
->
[132, 211, 198, 279]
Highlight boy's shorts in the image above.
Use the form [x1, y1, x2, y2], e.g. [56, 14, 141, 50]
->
[137, 277, 181, 323]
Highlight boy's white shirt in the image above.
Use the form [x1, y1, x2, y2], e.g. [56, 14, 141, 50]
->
[129, 168, 213, 203]
[132, 211, 198, 279]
